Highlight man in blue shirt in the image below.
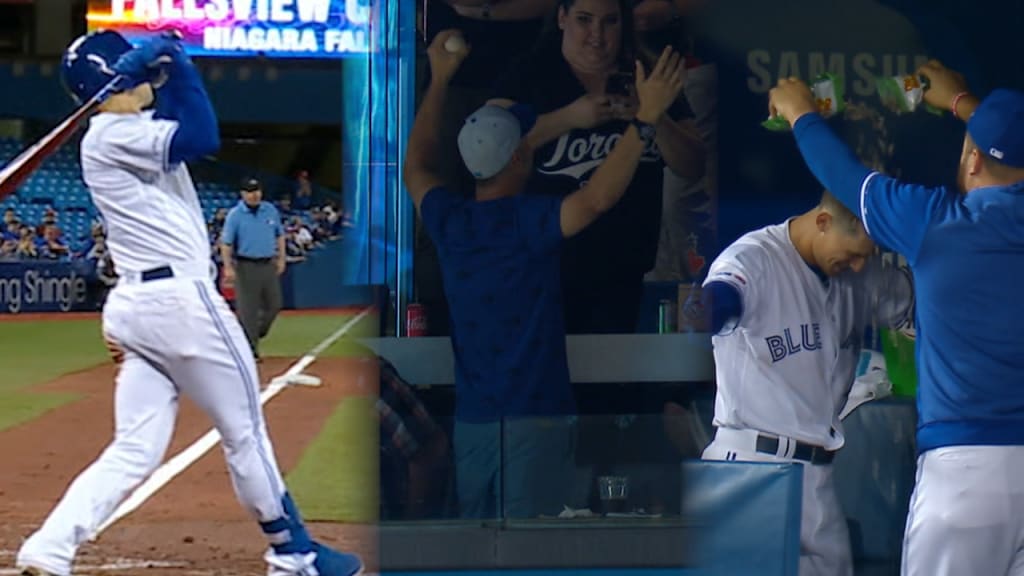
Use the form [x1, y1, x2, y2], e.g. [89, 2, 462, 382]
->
[768, 61, 1024, 576]
[221, 177, 286, 362]
[402, 30, 687, 518]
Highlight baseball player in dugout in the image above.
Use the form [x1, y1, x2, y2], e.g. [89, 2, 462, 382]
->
[220, 176, 287, 362]
[699, 188, 914, 574]
[768, 56, 1024, 576]
[15, 30, 362, 576]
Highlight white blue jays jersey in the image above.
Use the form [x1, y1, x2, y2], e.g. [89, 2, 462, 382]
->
[80, 111, 211, 275]
[703, 220, 913, 450]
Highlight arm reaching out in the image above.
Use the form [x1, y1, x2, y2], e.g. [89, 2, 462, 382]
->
[401, 29, 470, 214]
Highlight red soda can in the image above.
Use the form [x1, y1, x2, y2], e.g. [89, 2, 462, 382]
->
[406, 303, 428, 337]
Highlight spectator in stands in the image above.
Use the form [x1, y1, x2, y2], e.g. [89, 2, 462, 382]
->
[3, 207, 17, 227]
[0, 237, 17, 261]
[75, 223, 105, 260]
[220, 177, 287, 362]
[17, 226, 38, 259]
[211, 207, 228, 236]
[276, 194, 295, 218]
[86, 232, 108, 261]
[207, 221, 220, 247]
[288, 215, 317, 251]
[40, 224, 70, 260]
[489, 0, 706, 334]
[284, 231, 307, 262]
[35, 207, 61, 239]
[322, 202, 345, 237]
[4, 221, 19, 241]
[294, 170, 314, 210]
[96, 250, 118, 306]
[308, 208, 334, 243]
[402, 30, 687, 518]
[372, 350, 453, 520]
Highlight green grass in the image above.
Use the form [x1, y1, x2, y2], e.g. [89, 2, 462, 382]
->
[0, 390, 83, 432]
[0, 319, 107, 431]
[0, 310, 380, 433]
[261, 311, 381, 358]
[285, 396, 380, 523]
[0, 319, 107, 392]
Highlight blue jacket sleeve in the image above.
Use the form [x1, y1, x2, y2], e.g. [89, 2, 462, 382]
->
[704, 280, 743, 335]
[154, 53, 221, 165]
[791, 112, 952, 262]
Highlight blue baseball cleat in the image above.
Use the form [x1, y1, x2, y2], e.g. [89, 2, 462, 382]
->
[312, 541, 364, 576]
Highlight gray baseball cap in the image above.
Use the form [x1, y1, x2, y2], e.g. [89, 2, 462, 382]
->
[457, 103, 537, 180]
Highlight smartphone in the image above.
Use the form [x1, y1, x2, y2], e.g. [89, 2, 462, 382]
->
[606, 72, 634, 97]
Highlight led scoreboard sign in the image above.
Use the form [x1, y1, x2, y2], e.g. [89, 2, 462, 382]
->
[86, 0, 371, 59]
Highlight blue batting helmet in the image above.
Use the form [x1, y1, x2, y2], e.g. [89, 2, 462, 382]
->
[60, 29, 133, 105]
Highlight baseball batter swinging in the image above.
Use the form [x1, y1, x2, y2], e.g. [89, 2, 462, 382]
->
[14, 31, 362, 576]
[700, 191, 914, 576]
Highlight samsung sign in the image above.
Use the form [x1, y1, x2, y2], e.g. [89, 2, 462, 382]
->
[0, 263, 93, 314]
[87, 0, 371, 59]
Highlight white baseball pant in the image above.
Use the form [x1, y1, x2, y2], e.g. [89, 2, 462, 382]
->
[902, 445, 1024, 576]
[702, 427, 853, 576]
[17, 268, 287, 576]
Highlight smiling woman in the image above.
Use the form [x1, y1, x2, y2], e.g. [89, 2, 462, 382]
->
[488, 0, 707, 335]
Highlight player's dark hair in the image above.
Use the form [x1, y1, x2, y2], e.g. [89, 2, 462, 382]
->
[819, 190, 862, 235]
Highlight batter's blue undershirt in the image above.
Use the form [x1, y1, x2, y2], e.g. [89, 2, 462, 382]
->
[153, 51, 220, 164]
[792, 112, 1024, 454]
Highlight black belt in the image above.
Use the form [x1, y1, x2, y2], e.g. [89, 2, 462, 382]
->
[755, 435, 836, 465]
[141, 266, 174, 282]
[236, 256, 273, 263]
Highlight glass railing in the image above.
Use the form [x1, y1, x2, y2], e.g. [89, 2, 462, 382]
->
[376, 404, 715, 525]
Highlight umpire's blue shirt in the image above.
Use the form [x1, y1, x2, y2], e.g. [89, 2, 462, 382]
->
[222, 201, 282, 259]
[793, 111, 1024, 455]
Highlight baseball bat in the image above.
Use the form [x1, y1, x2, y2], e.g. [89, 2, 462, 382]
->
[0, 74, 125, 200]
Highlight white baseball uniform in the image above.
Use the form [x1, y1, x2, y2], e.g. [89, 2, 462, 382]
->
[700, 219, 913, 576]
[16, 111, 290, 576]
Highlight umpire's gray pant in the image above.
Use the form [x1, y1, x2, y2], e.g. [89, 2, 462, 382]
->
[234, 257, 282, 356]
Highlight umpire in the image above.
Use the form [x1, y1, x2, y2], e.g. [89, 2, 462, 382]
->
[220, 177, 286, 362]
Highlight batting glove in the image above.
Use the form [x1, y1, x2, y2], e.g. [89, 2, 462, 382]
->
[112, 31, 186, 88]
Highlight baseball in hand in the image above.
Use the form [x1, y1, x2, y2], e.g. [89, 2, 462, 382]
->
[444, 34, 466, 53]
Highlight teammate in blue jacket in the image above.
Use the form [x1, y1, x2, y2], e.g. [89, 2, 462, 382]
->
[768, 60, 1024, 576]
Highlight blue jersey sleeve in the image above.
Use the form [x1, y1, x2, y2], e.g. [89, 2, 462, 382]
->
[702, 241, 768, 335]
[154, 52, 221, 165]
[792, 112, 951, 262]
[703, 281, 743, 335]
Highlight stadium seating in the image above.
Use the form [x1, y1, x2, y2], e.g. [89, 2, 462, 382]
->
[0, 136, 337, 258]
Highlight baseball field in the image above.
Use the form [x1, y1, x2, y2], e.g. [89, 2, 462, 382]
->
[0, 308, 381, 575]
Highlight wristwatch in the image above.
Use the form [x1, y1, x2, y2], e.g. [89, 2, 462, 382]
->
[631, 118, 657, 146]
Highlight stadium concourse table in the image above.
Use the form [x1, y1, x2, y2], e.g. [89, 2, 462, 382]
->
[358, 335, 919, 576]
